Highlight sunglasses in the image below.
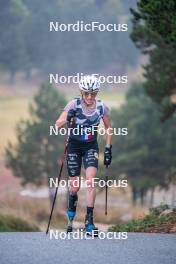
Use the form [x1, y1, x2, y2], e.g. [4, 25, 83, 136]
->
[82, 92, 98, 97]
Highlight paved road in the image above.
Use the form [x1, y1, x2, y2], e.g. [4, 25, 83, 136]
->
[0, 232, 175, 264]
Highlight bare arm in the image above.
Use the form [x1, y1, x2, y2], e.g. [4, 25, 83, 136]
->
[55, 111, 68, 128]
[102, 115, 113, 146]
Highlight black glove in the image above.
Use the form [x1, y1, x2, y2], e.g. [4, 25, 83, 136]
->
[67, 109, 76, 123]
[104, 145, 112, 166]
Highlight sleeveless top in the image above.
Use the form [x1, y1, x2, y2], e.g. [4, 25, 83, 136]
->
[69, 98, 105, 142]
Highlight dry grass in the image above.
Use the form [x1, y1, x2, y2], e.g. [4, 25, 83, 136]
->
[0, 90, 31, 157]
[0, 192, 68, 231]
[0, 184, 148, 231]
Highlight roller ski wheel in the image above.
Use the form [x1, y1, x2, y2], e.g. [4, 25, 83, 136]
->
[79, 226, 99, 237]
[66, 225, 73, 233]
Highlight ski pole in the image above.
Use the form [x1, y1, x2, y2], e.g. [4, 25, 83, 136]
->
[46, 112, 74, 234]
[46, 136, 69, 234]
[105, 164, 108, 215]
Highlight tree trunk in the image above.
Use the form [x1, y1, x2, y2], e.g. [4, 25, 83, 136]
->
[171, 184, 176, 207]
[150, 187, 155, 207]
[140, 189, 144, 206]
[132, 187, 137, 205]
[140, 189, 147, 206]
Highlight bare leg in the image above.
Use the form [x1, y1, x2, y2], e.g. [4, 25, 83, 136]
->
[84, 166, 98, 233]
[69, 176, 80, 193]
[85, 167, 97, 207]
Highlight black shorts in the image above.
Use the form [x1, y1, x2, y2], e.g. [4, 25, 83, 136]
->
[66, 138, 99, 177]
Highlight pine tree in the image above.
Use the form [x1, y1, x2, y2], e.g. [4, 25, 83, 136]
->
[5, 83, 67, 200]
[130, 0, 176, 121]
[0, 0, 29, 81]
[109, 82, 176, 205]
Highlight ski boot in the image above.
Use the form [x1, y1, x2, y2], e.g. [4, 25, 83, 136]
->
[83, 213, 99, 237]
[66, 192, 78, 233]
[66, 210, 76, 233]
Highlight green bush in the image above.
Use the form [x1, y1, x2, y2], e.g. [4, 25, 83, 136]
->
[109, 205, 176, 232]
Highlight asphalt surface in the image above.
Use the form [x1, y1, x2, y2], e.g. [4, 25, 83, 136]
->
[0, 232, 176, 264]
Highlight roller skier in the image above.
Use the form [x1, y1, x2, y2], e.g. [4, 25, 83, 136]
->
[55, 75, 112, 236]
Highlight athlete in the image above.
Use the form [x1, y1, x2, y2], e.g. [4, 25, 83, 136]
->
[55, 75, 112, 234]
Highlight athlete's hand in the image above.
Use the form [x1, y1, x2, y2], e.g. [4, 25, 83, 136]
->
[104, 145, 112, 166]
[67, 109, 76, 123]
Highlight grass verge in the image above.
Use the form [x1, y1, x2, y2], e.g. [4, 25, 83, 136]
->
[109, 205, 176, 233]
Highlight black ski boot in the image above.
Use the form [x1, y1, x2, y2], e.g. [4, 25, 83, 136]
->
[84, 212, 99, 237]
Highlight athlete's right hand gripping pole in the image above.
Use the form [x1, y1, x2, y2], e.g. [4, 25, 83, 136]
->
[46, 110, 75, 234]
